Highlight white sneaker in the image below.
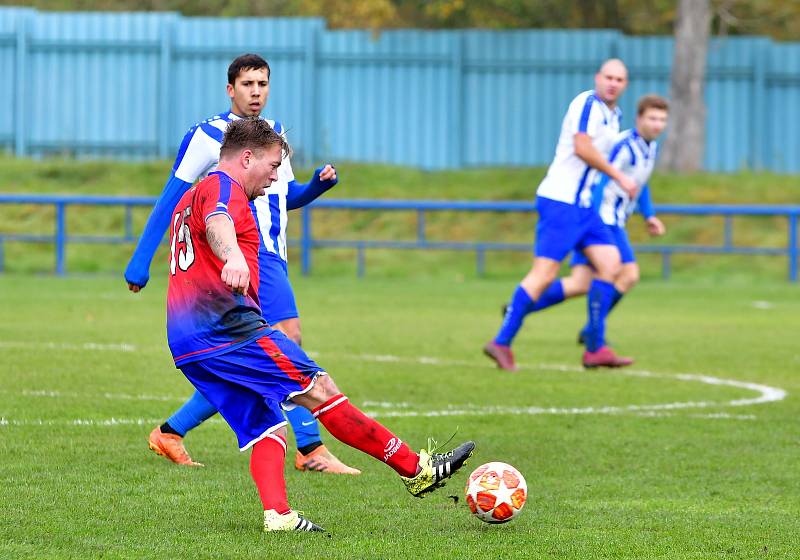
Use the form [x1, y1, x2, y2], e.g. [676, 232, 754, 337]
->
[263, 509, 325, 532]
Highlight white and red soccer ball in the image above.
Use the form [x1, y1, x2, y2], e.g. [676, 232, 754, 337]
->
[464, 461, 527, 524]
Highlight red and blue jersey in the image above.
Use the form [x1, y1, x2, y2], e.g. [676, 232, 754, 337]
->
[166, 171, 267, 366]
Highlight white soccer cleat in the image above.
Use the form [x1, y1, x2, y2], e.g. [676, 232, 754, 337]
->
[263, 509, 325, 532]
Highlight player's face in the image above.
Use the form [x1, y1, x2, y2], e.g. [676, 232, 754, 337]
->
[227, 67, 270, 117]
[595, 64, 628, 105]
[244, 144, 283, 201]
[637, 108, 668, 141]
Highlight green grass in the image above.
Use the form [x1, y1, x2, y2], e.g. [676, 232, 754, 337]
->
[1, 275, 799, 559]
[1, 157, 799, 280]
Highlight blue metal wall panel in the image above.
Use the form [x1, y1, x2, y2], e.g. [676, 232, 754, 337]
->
[767, 43, 800, 173]
[316, 30, 455, 169]
[0, 7, 798, 173]
[462, 30, 620, 168]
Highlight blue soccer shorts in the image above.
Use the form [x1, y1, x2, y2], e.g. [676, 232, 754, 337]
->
[258, 251, 299, 325]
[534, 196, 614, 262]
[571, 224, 635, 267]
[179, 329, 325, 451]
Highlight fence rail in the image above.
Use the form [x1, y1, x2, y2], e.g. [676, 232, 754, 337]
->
[0, 194, 797, 282]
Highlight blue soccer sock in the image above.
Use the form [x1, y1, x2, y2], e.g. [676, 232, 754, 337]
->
[165, 390, 218, 437]
[531, 279, 565, 312]
[585, 279, 617, 352]
[285, 405, 322, 451]
[580, 286, 623, 339]
[494, 284, 535, 346]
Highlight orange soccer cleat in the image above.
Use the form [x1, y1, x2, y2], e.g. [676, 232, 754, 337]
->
[148, 426, 204, 467]
[294, 445, 361, 475]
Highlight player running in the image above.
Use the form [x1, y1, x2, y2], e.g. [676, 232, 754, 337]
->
[502, 95, 669, 364]
[484, 59, 636, 371]
[125, 53, 358, 474]
[166, 117, 475, 532]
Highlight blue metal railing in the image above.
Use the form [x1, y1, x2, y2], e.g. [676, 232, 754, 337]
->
[0, 194, 798, 282]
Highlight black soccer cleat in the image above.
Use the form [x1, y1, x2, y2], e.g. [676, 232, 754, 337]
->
[401, 440, 476, 497]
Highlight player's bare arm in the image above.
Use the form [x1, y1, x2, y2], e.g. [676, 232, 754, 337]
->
[206, 214, 249, 294]
[573, 133, 637, 197]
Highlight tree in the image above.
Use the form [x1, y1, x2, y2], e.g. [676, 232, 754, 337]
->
[661, 0, 711, 172]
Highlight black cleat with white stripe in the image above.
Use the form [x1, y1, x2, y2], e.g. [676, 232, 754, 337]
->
[402, 440, 476, 497]
[294, 515, 325, 532]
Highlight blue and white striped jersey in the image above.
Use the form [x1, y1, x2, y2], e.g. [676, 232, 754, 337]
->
[593, 128, 658, 227]
[173, 111, 296, 261]
[537, 90, 622, 207]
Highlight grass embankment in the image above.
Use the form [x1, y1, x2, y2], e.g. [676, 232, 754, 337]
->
[0, 157, 798, 281]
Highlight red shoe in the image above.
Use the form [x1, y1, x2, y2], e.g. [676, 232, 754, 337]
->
[582, 346, 634, 369]
[483, 341, 518, 372]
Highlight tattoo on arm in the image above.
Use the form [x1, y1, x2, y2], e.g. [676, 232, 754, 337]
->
[206, 218, 238, 262]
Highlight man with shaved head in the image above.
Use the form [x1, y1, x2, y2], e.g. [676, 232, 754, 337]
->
[484, 59, 638, 371]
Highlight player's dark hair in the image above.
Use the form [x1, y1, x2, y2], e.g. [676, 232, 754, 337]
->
[637, 94, 669, 115]
[228, 53, 270, 85]
[219, 117, 289, 160]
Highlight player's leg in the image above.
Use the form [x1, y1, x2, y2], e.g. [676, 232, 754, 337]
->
[241, 331, 474, 497]
[578, 226, 637, 345]
[291, 374, 475, 497]
[148, 390, 216, 466]
[179, 357, 323, 532]
[262, 257, 360, 475]
[581, 242, 632, 367]
[485, 198, 581, 371]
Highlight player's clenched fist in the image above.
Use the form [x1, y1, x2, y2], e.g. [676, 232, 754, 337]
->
[318, 164, 337, 182]
[221, 254, 250, 294]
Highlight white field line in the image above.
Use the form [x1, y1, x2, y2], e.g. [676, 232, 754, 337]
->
[0, 347, 786, 426]
[0, 341, 138, 352]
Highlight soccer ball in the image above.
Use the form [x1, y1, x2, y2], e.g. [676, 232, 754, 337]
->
[464, 462, 527, 524]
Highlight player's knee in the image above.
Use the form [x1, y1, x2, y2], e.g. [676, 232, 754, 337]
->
[617, 267, 639, 292]
[293, 374, 340, 409]
[274, 425, 288, 439]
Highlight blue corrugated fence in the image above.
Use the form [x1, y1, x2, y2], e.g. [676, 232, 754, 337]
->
[1, 7, 799, 172]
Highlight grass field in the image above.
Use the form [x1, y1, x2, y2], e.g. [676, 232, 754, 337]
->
[1, 274, 799, 559]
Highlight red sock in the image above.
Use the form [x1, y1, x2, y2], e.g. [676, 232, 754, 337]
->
[313, 394, 419, 478]
[250, 433, 290, 514]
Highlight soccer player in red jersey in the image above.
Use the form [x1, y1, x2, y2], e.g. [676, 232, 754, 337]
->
[166, 117, 475, 532]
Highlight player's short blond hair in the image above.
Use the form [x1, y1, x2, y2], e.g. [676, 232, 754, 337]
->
[219, 117, 289, 160]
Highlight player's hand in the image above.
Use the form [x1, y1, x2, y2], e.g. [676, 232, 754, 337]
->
[646, 216, 666, 236]
[318, 164, 337, 182]
[616, 174, 638, 198]
[221, 254, 250, 295]
[127, 282, 143, 293]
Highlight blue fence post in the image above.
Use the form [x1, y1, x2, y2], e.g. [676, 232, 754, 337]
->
[124, 205, 133, 240]
[301, 205, 312, 276]
[789, 213, 798, 283]
[157, 15, 176, 159]
[303, 25, 319, 166]
[55, 202, 66, 276]
[449, 32, 464, 168]
[14, 10, 31, 157]
[417, 209, 426, 243]
[661, 251, 671, 280]
[724, 215, 733, 248]
[750, 39, 770, 170]
[357, 243, 365, 278]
